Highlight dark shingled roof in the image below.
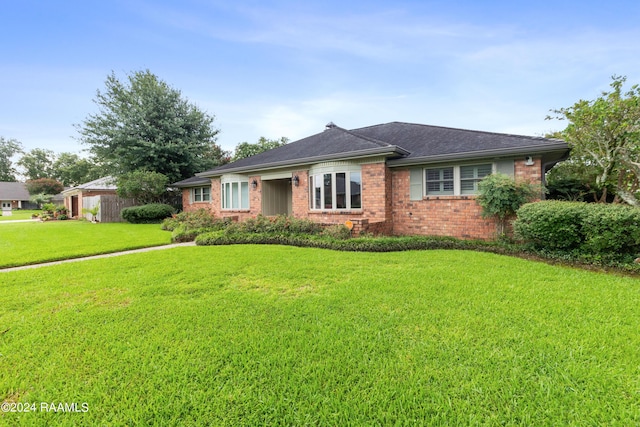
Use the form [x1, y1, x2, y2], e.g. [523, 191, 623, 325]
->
[198, 122, 568, 177]
[172, 176, 211, 188]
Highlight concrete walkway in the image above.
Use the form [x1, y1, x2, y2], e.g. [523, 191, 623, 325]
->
[0, 242, 196, 273]
[0, 219, 39, 223]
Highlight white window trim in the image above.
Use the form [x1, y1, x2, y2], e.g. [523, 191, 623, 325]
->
[191, 186, 211, 203]
[309, 170, 362, 211]
[220, 176, 250, 210]
[424, 163, 495, 197]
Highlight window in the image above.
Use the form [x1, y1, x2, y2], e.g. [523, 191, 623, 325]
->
[421, 163, 494, 197]
[221, 180, 249, 209]
[192, 187, 211, 202]
[310, 171, 362, 210]
[425, 167, 454, 195]
[460, 164, 492, 194]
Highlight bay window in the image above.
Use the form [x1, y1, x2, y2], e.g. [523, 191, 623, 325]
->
[310, 170, 361, 210]
[221, 178, 249, 209]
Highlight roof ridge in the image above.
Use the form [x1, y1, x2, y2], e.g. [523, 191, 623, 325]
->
[333, 125, 394, 148]
[353, 121, 556, 142]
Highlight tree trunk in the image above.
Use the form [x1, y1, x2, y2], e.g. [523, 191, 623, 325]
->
[615, 188, 640, 207]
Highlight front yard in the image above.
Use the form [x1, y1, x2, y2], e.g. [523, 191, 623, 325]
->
[0, 210, 40, 221]
[1, 245, 639, 425]
[0, 221, 171, 268]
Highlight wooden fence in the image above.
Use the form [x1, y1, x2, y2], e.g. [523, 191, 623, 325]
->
[82, 195, 136, 223]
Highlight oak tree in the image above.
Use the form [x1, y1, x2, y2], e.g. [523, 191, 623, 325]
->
[76, 70, 225, 183]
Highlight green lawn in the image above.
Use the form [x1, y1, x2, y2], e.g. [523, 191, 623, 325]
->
[1, 246, 638, 425]
[0, 210, 39, 221]
[0, 221, 171, 268]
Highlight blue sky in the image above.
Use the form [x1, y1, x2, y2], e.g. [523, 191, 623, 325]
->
[2, 0, 640, 155]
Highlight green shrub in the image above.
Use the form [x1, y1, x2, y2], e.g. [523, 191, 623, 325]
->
[195, 231, 505, 254]
[476, 173, 540, 236]
[514, 201, 640, 259]
[42, 203, 57, 214]
[161, 209, 219, 231]
[121, 203, 175, 224]
[322, 224, 352, 240]
[514, 201, 586, 250]
[237, 215, 323, 235]
[580, 203, 640, 255]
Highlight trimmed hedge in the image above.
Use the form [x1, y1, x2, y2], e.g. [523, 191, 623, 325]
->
[514, 201, 640, 259]
[121, 203, 175, 224]
[195, 231, 507, 253]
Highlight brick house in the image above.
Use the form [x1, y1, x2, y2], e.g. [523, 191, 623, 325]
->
[62, 176, 135, 222]
[174, 122, 569, 239]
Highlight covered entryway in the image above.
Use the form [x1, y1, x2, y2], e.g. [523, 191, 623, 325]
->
[261, 178, 292, 216]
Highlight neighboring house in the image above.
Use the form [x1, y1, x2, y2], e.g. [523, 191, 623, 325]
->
[174, 122, 569, 239]
[0, 182, 38, 214]
[62, 176, 135, 222]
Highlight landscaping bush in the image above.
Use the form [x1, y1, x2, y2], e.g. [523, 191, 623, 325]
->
[580, 203, 640, 255]
[514, 201, 586, 250]
[195, 231, 506, 254]
[162, 209, 219, 231]
[121, 203, 175, 224]
[238, 214, 324, 235]
[514, 200, 640, 260]
[321, 224, 352, 240]
[160, 209, 232, 242]
[476, 173, 540, 236]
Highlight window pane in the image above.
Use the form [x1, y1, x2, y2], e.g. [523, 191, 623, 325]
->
[323, 174, 332, 209]
[240, 182, 249, 209]
[426, 169, 440, 181]
[477, 164, 493, 178]
[461, 181, 475, 193]
[194, 188, 202, 202]
[336, 173, 346, 209]
[350, 172, 361, 209]
[223, 183, 230, 208]
[203, 187, 211, 201]
[314, 175, 322, 209]
[231, 182, 239, 209]
[425, 167, 453, 195]
[460, 166, 475, 179]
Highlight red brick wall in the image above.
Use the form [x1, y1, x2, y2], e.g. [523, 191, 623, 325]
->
[291, 170, 309, 219]
[515, 157, 543, 182]
[391, 176, 497, 239]
[181, 188, 214, 213]
[391, 158, 544, 240]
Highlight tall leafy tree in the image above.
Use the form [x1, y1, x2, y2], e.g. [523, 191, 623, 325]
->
[0, 137, 24, 181]
[232, 137, 289, 161]
[116, 170, 169, 205]
[52, 153, 102, 186]
[76, 70, 225, 183]
[17, 148, 56, 180]
[548, 75, 640, 205]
